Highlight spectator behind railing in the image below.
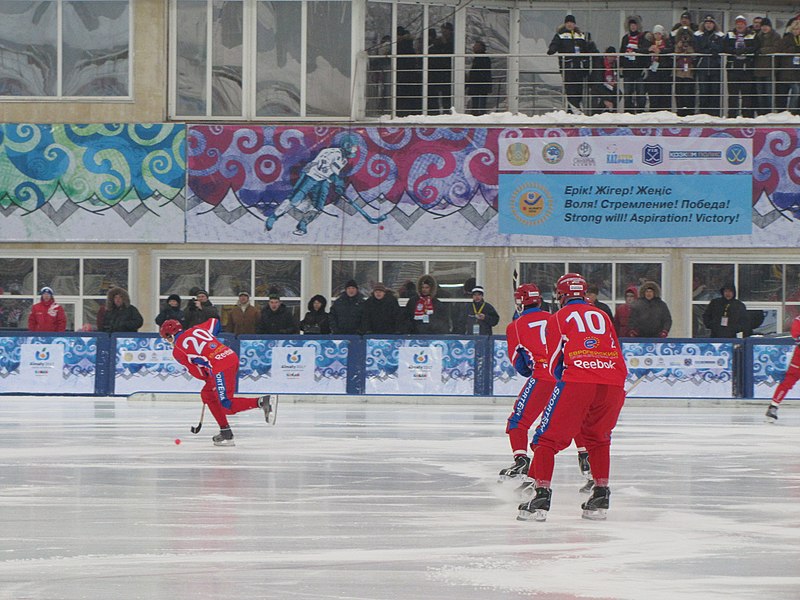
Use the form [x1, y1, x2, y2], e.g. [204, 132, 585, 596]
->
[673, 31, 696, 115]
[466, 40, 493, 115]
[645, 25, 673, 111]
[754, 18, 781, 116]
[590, 46, 618, 113]
[779, 19, 800, 113]
[547, 14, 593, 114]
[694, 16, 725, 116]
[428, 23, 454, 114]
[620, 16, 649, 113]
[724, 16, 757, 117]
[396, 26, 422, 116]
[671, 11, 697, 40]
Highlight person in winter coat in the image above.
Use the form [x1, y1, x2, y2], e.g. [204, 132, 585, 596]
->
[613, 285, 638, 337]
[724, 15, 757, 117]
[300, 294, 331, 334]
[547, 15, 593, 113]
[102, 287, 144, 333]
[620, 16, 649, 112]
[155, 294, 185, 328]
[404, 274, 450, 334]
[702, 284, 751, 338]
[671, 11, 697, 40]
[225, 291, 260, 335]
[257, 294, 298, 334]
[753, 18, 782, 114]
[585, 284, 614, 320]
[694, 15, 725, 116]
[184, 289, 220, 328]
[779, 19, 800, 112]
[628, 281, 672, 338]
[330, 279, 364, 334]
[645, 26, 674, 111]
[361, 283, 402, 334]
[454, 285, 500, 335]
[466, 40, 493, 115]
[673, 30, 697, 116]
[28, 286, 67, 332]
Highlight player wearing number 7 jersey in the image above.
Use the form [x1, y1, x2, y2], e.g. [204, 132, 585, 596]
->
[159, 318, 276, 446]
[518, 273, 627, 522]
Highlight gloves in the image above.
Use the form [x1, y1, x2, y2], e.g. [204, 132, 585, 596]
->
[191, 356, 211, 368]
[659, 330, 669, 338]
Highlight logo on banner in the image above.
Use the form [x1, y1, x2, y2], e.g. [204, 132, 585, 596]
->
[542, 143, 564, 165]
[726, 144, 747, 165]
[642, 144, 663, 166]
[573, 142, 595, 167]
[413, 351, 429, 364]
[606, 144, 633, 165]
[506, 142, 530, 166]
[35, 349, 50, 360]
[510, 182, 553, 226]
[287, 350, 302, 364]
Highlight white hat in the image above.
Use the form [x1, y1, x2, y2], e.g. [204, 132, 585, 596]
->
[471, 286, 485, 294]
[735, 15, 747, 22]
[653, 24, 665, 34]
[40, 286, 54, 296]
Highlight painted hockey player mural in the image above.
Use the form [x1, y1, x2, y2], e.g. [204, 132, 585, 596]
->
[265, 136, 387, 236]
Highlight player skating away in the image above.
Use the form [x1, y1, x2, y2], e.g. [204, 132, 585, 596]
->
[518, 273, 627, 522]
[766, 315, 800, 421]
[159, 319, 276, 446]
[501, 283, 595, 496]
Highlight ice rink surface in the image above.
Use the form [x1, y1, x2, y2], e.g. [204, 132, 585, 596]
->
[0, 396, 798, 600]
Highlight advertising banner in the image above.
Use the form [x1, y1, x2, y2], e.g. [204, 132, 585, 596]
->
[0, 336, 98, 394]
[114, 336, 203, 395]
[492, 338, 526, 396]
[365, 338, 475, 395]
[499, 173, 750, 238]
[238, 338, 349, 395]
[751, 343, 799, 399]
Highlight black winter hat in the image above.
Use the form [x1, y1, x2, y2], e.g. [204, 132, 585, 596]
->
[564, 14, 576, 23]
[345, 279, 358, 289]
[167, 294, 181, 304]
[761, 17, 772, 27]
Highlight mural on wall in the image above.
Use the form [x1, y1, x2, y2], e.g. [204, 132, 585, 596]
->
[0, 124, 186, 242]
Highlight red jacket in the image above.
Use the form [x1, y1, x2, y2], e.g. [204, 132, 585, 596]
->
[506, 307, 555, 382]
[547, 298, 627, 386]
[171, 318, 238, 381]
[28, 299, 66, 332]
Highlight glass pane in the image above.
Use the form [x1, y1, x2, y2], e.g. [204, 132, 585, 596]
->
[83, 299, 105, 331]
[569, 263, 612, 300]
[38, 258, 80, 295]
[518, 10, 562, 113]
[0, 297, 32, 329]
[692, 263, 734, 302]
[209, 259, 251, 297]
[465, 7, 508, 113]
[0, 1, 57, 96]
[364, 1, 392, 116]
[382, 260, 424, 297]
[692, 304, 710, 337]
[84, 258, 128, 296]
[306, 1, 352, 117]
[572, 9, 620, 55]
[0, 258, 34, 294]
[58, 302, 76, 331]
[616, 263, 662, 300]
[785, 265, 800, 302]
[518, 262, 563, 299]
[176, 0, 208, 115]
[256, 0, 301, 116]
[330, 260, 377, 297]
[739, 264, 782, 302]
[210, 0, 242, 116]
[160, 259, 205, 296]
[784, 305, 800, 333]
[396, 3, 423, 115]
[428, 261, 476, 299]
[63, 1, 129, 96]
[753, 307, 777, 335]
[255, 259, 301, 298]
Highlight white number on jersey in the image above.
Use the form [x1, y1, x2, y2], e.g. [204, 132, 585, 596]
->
[565, 310, 607, 334]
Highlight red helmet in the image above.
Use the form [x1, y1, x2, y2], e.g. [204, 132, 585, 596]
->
[514, 283, 542, 307]
[556, 273, 587, 304]
[159, 319, 183, 339]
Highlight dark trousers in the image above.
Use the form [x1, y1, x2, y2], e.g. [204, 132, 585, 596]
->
[727, 70, 754, 117]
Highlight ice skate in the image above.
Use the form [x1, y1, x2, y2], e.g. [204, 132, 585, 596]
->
[517, 487, 551, 521]
[259, 394, 278, 425]
[765, 405, 778, 422]
[577, 451, 591, 478]
[579, 479, 595, 494]
[498, 454, 530, 482]
[212, 427, 235, 447]
[581, 486, 610, 520]
[514, 478, 535, 500]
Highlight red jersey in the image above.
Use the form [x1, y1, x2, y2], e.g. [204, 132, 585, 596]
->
[547, 299, 627, 386]
[28, 299, 66, 332]
[791, 315, 800, 339]
[506, 307, 555, 382]
[171, 318, 238, 380]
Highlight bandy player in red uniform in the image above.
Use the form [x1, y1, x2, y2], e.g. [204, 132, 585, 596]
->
[500, 283, 594, 493]
[159, 318, 277, 446]
[518, 273, 627, 522]
[766, 315, 800, 421]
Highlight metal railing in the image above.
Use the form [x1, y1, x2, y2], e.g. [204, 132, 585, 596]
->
[358, 52, 800, 119]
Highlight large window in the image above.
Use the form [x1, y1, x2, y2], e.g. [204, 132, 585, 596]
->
[518, 260, 663, 314]
[0, 0, 130, 98]
[157, 256, 304, 325]
[691, 262, 800, 336]
[173, 0, 352, 118]
[0, 256, 131, 331]
[329, 257, 478, 302]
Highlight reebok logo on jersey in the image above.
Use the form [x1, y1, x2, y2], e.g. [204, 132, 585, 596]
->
[574, 358, 616, 369]
[213, 348, 234, 360]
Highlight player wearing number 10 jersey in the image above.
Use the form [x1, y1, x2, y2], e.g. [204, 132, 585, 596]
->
[518, 273, 627, 522]
[159, 318, 275, 446]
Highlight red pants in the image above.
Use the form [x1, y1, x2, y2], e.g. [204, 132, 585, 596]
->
[773, 346, 800, 404]
[532, 381, 625, 488]
[506, 378, 556, 455]
[200, 365, 259, 429]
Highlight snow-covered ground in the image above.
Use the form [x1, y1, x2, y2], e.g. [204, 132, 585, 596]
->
[0, 397, 797, 600]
